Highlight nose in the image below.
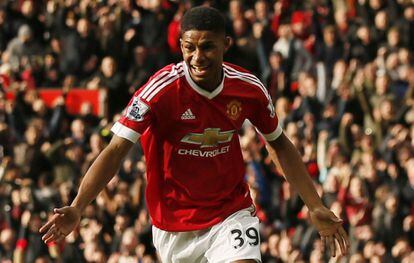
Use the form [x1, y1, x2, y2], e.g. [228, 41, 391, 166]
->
[192, 48, 206, 64]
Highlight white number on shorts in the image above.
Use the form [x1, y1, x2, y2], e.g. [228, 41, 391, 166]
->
[230, 227, 259, 249]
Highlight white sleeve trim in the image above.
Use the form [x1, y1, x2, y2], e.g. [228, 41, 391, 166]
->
[111, 122, 141, 143]
[260, 122, 283, 141]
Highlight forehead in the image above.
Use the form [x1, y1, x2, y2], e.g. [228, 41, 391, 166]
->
[181, 30, 224, 44]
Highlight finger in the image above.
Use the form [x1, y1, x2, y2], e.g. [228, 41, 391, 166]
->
[323, 236, 329, 255]
[338, 228, 351, 255]
[43, 225, 63, 240]
[328, 235, 336, 257]
[338, 227, 350, 249]
[57, 228, 68, 237]
[42, 227, 57, 242]
[316, 209, 343, 223]
[44, 233, 60, 244]
[41, 231, 53, 242]
[319, 228, 336, 236]
[39, 220, 55, 233]
[54, 207, 67, 214]
[335, 232, 345, 256]
[42, 226, 56, 241]
[331, 215, 343, 224]
[321, 236, 326, 253]
[43, 227, 61, 243]
[56, 234, 66, 243]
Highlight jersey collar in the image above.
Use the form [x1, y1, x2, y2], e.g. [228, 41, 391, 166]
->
[183, 62, 225, 99]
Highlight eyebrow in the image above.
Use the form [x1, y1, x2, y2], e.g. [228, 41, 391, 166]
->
[183, 40, 215, 45]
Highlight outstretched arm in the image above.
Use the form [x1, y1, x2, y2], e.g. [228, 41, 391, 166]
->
[71, 135, 133, 211]
[266, 132, 349, 257]
[39, 135, 133, 243]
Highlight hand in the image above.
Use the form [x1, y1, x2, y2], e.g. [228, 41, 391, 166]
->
[378, 47, 387, 57]
[352, 71, 365, 90]
[87, 77, 100, 89]
[403, 215, 413, 232]
[5, 101, 14, 114]
[309, 206, 350, 257]
[39, 206, 81, 243]
[53, 96, 65, 107]
[64, 137, 74, 146]
[21, 210, 31, 227]
[124, 28, 136, 42]
[318, 130, 329, 141]
[340, 113, 354, 127]
[252, 23, 263, 39]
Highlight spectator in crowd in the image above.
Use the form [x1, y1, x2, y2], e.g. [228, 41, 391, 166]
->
[373, 10, 389, 44]
[76, 18, 101, 80]
[263, 51, 285, 100]
[56, 5, 81, 76]
[84, 56, 125, 116]
[0, 8, 12, 53]
[6, 25, 42, 74]
[272, 23, 313, 94]
[0, 227, 15, 261]
[315, 25, 344, 85]
[125, 46, 156, 96]
[16, 1, 44, 44]
[96, 14, 123, 64]
[135, 0, 175, 71]
[396, 5, 414, 49]
[229, 16, 259, 73]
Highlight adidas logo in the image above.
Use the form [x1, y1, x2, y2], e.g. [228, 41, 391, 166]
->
[181, 109, 196, 120]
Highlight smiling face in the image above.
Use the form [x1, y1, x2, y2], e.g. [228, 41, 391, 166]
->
[180, 30, 231, 91]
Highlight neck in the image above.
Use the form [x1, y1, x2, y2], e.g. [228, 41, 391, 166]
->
[193, 69, 223, 92]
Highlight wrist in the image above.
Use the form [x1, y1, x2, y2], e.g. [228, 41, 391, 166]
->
[308, 203, 326, 213]
[70, 201, 85, 214]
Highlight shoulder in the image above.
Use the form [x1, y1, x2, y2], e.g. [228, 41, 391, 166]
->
[223, 62, 271, 101]
[135, 62, 185, 102]
[223, 62, 252, 74]
[7, 38, 20, 48]
[150, 62, 185, 79]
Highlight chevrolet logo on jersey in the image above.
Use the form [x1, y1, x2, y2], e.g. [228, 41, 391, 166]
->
[181, 128, 235, 148]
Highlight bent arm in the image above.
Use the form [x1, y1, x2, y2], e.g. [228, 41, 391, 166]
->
[71, 135, 134, 212]
[267, 132, 323, 211]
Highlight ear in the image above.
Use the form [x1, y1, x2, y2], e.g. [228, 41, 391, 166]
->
[179, 38, 184, 52]
[224, 36, 232, 53]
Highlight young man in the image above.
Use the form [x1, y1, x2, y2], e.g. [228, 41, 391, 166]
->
[40, 7, 349, 262]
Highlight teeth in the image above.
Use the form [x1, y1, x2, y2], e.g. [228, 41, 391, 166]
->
[192, 66, 207, 73]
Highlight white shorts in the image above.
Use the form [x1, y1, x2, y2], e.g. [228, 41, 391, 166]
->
[152, 207, 261, 263]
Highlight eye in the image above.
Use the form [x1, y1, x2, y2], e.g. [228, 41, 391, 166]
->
[201, 44, 214, 51]
[184, 45, 194, 51]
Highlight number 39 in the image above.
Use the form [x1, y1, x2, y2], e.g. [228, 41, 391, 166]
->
[230, 227, 259, 249]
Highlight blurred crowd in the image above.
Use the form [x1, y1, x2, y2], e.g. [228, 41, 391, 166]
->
[0, 0, 413, 262]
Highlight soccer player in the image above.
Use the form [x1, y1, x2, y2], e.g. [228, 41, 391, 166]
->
[40, 6, 349, 262]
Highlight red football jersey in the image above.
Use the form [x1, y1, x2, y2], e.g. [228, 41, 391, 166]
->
[111, 62, 282, 231]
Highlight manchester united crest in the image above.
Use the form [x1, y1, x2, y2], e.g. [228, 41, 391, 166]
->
[226, 100, 242, 120]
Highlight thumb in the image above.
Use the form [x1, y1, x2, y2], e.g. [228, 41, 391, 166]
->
[315, 209, 342, 222]
[324, 210, 343, 223]
[332, 215, 343, 223]
[53, 207, 70, 214]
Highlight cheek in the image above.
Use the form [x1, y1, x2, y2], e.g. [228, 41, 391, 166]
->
[181, 50, 192, 60]
[208, 51, 223, 62]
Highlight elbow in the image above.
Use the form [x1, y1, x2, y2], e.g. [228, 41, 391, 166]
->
[105, 136, 134, 162]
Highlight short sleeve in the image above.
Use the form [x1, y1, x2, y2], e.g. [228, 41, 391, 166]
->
[111, 63, 180, 143]
[111, 94, 152, 143]
[249, 90, 282, 142]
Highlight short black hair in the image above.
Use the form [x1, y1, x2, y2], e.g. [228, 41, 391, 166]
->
[181, 6, 226, 35]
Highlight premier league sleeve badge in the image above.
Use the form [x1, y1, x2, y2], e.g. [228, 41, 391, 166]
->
[126, 97, 150, 122]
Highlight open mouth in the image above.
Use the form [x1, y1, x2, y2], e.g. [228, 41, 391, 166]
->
[191, 65, 210, 76]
